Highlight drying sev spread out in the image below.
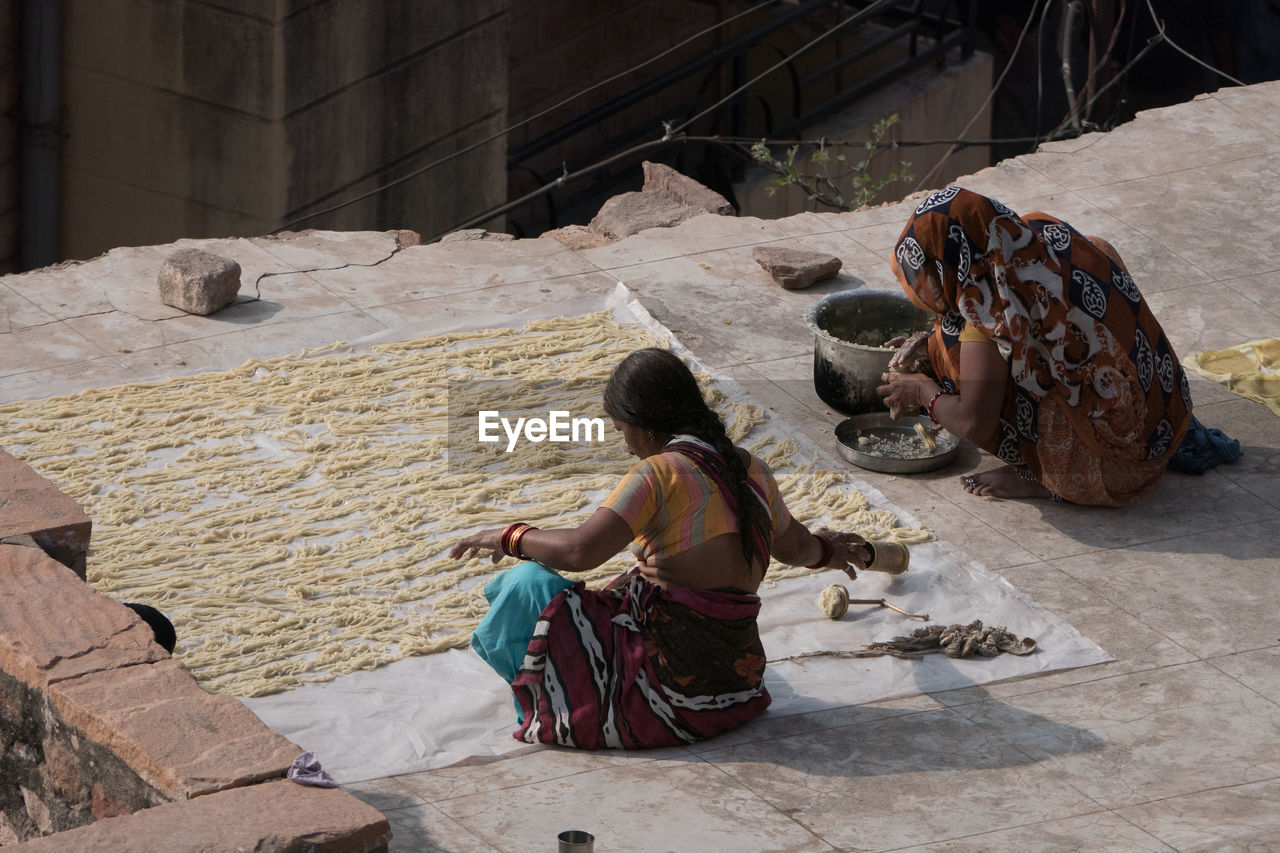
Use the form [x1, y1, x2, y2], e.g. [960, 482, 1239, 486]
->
[0, 311, 930, 698]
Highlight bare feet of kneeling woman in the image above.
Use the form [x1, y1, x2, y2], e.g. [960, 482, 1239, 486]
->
[960, 465, 1056, 500]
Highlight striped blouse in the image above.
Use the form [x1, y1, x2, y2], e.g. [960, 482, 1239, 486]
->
[601, 436, 792, 562]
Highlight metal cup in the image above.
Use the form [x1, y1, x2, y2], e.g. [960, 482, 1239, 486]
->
[558, 829, 595, 852]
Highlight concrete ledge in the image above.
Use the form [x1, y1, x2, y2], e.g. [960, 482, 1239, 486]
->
[11, 780, 391, 852]
[0, 449, 91, 579]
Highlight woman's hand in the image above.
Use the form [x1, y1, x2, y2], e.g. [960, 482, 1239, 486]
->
[449, 528, 505, 563]
[814, 527, 871, 582]
[886, 330, 931, 371]
[877, 371, 939, 420]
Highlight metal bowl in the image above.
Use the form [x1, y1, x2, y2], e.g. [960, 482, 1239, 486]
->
[834, 413, 961, 474]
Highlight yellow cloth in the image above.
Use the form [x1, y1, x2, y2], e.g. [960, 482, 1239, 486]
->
[1183, 338, 1280, 416]
[957, 322, 990, 344]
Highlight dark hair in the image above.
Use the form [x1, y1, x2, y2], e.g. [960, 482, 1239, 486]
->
[125, 602, 177, 653]
[603, 348, 771, 567]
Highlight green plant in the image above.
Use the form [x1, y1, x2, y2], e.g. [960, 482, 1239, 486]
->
[749, 114, 913, 211]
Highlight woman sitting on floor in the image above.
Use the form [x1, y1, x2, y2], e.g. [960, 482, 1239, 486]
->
[451, 347, 869, 750]
[877, 186, 1194, 506]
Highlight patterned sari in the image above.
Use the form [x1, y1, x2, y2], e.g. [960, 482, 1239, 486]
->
[473, 440, 773, 750]
[892, 187, 1193, 506]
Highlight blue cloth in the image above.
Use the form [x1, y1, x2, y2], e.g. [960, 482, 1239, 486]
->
[471, 561, 574, 684]
[1167, 415, 1242, 474]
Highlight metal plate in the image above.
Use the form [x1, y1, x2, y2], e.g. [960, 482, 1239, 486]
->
[834, 413, 961, 474]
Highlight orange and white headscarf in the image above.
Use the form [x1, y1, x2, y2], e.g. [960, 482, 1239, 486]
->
[892, 187, 1192, 469]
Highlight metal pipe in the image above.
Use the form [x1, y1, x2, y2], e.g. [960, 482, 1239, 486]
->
[1060, 0, 1085, 134]
[20, 0, 61, 270]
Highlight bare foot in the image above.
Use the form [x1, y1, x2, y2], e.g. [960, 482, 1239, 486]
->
[960, 466, 1053, 500]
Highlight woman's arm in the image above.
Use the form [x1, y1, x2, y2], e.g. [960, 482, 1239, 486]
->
[771, 518, 869, 582]
[448, 507, 634, 573]
[876, 338, 1007, 446]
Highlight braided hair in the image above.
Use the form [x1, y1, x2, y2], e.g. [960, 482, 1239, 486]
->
[602, 348, 772, 568]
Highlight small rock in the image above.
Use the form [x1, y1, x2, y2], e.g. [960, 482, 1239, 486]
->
[752, 246, 843, 290]
[21, 787, 52, 834]
[439, 229, 514, 243]
[157, 249, 241, 315]
[544, 224, 612, 250]
[387, 228, 421, 247]
[0, 812, 18, 846]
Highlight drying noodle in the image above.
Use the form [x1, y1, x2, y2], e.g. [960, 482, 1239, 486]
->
[0, 311, 928, 697]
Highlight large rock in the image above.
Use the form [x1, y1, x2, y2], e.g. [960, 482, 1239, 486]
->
[584, 161, 734, 242]
[157, 248, 241, 315]
[640, 161, 734, 215]
[752, 246, 843, 290]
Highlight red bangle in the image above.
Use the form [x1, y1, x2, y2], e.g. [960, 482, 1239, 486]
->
[500, 523, 532, 558]
[805, 534, 834, 569]
[512, 525, 536, 559]
[925, 390, 948, 423]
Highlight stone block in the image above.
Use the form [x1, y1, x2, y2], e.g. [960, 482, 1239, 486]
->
[157, 248, 242, 315]
[0, 449, 91, 578]
[12, 780, 391, 852]
[49, 658, 301, 799]
[752, 246, 843, 290]
[0, 545, 164, 689]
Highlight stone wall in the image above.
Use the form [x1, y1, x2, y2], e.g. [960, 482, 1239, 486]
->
[0, 456, 390, 850]
[57, 0, 510, 261]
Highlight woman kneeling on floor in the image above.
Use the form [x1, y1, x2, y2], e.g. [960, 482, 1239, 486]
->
[451, 347, 869, 749]
[877, 187, 1194, 506]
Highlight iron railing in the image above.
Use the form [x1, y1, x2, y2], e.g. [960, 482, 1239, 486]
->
[502, 0, 975, 235]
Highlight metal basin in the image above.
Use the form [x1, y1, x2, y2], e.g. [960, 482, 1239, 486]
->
[835, 413, 961, 474]
[806, 290, 930, 415]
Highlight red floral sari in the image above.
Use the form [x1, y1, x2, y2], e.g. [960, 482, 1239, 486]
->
[892, 187, 1193, 505]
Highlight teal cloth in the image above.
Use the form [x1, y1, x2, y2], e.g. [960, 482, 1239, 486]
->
[1167, 415, 1242, 474]
[471, 561, 574, 684]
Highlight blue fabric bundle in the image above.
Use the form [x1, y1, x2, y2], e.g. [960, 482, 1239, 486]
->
[1167, 415, 1243, 474]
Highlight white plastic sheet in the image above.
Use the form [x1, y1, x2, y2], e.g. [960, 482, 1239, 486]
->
[243, 284, 1112, 783]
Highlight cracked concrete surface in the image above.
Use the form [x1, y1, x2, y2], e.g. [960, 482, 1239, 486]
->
[3, 82, 1280, 851]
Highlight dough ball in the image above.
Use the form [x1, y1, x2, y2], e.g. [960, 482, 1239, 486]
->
[818, 584, 849, 619]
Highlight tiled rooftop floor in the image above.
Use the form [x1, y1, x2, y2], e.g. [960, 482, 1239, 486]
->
[3, 81, 1279, 851]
